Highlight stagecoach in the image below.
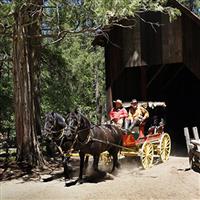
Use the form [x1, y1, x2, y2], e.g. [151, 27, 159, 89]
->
[103, 101, 171, 169]
[44, 101, 171, 183]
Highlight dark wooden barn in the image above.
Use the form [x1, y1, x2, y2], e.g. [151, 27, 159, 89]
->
[93, 0, 200, 146]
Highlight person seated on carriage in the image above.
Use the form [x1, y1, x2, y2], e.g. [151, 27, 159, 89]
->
[125, 99, 149, 133]
[109, 99, 128, 128]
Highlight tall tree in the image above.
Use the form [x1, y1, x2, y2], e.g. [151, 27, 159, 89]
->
[13, 0, 44, 167]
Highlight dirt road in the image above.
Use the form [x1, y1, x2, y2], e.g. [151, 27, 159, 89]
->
[1, 155, 200, 200]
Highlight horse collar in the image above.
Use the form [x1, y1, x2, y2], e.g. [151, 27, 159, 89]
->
[76, 129, 92, 145]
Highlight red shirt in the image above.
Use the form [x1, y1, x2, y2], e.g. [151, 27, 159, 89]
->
[109, 107, 128, 122]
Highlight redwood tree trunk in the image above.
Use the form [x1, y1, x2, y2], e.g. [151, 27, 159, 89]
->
[13, 0, 44, 167]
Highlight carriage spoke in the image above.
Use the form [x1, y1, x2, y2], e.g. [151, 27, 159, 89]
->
[160, 133, 171, 162]
[141, 142, 154, 169]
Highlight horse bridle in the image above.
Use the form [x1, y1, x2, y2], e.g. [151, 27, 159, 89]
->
[65, 114, 92, 145]
[65, 113, 81, 135]
[44, 115, 58, 133]
[44, 114, 68, 140]
[44, 126, 65, 141]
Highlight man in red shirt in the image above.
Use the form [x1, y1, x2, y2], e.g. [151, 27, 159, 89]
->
[109, 99, 128, 128]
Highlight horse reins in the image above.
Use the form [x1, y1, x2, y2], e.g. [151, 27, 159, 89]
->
[45, 123, 70, 156]
[66, 124, 93, 146]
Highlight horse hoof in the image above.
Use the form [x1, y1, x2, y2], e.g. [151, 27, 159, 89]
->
[65, 178, 78, 187]
[77, 179, 84, 184]
[116, 164, 121, 169]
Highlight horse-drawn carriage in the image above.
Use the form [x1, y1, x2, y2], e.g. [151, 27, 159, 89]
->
[44, 101, 171, 183]
[121, 122, 171, 169]
[102, 101, 171, 169]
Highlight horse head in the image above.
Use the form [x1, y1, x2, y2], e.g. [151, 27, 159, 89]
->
[43, 112, 67, 139]
[65, 111, 91, 141]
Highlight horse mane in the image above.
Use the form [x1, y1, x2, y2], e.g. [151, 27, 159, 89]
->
[66, 111, 91, 129]
[46, 112, 66, 129]
[76, 111, 91, 129]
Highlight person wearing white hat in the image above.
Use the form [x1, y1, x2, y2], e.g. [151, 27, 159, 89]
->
[109, 99, 128, 128]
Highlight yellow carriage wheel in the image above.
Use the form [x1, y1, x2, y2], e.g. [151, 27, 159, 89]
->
[140, 142, 154, 169]
[100, 151, 112, 165]
[159, 133, 171, 162]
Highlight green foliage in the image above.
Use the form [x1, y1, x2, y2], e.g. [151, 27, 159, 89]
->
[42, 0, 181, 35]
[0, 61, 14, 131]
[41, 35, 105, 123]
[0, 28, 14, 131]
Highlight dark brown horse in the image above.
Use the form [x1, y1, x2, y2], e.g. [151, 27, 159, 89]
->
[43, 112, 74, 179]
[65, 111, 124, 183]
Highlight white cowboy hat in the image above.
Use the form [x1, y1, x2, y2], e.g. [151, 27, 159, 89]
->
[113, 99, 123, 105]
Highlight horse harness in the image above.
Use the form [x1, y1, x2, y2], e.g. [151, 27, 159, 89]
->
[45, 123, 72, 156]
[71, 124, 121, 149]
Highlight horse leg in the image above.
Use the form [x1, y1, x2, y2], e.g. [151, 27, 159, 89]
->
[63, 156, 72, 180]
[93, 155, 100, 172]
[78, 151, 85, 183]
[110, 150, 120, 172]
[84, 154, 89, 169]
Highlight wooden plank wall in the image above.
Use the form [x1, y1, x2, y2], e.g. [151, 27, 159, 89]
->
[122, 18, 143, 67]
[162, 16, 182, 64]
[120, 12, 184, 68]
[140, 11, 162, 66]
[182, 14, 200, 80]
[105, 10, 200, 104]
[105, 26, 123, 89]
[112, 68, 141, 101]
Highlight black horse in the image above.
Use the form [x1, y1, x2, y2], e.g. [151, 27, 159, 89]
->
[43, 112, 73, 179]
[65, 111, 124, 183]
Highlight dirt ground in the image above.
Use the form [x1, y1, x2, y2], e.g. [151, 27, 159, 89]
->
[1, 149, 200, 200]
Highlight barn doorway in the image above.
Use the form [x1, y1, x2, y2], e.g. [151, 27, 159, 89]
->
[112, 64, 200, 154]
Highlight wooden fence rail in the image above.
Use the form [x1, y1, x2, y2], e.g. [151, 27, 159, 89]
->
[184, 126, 200, 170]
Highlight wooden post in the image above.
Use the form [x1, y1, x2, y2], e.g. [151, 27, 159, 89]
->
[192, 126, 200, 152]
[192, 127, 199, 140]
[106, 86, 113, 117]
[140, 67, 147, 100]
[184, 127, 190, 153]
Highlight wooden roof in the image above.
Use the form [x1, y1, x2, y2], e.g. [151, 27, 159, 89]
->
[92, 0, 200, 47]
[168, 0, 200, 26]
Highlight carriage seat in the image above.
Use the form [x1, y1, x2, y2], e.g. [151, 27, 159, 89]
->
[147, 124, 164, 135]
[126, 125, 144, 140]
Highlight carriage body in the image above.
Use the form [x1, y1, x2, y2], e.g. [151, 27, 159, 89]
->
[119, 101, 171, 169]
[44, 108, 171, 175]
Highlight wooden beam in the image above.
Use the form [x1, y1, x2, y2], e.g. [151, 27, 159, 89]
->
[192, 127, 199, 140]
[161, 65, 184, 91]
[146, 64, 166, 89]
[192, 127, 200, 152]
[184, 127, 190, 153]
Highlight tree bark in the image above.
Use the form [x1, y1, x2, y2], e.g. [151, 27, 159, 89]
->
[13, 0, 44, 167]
